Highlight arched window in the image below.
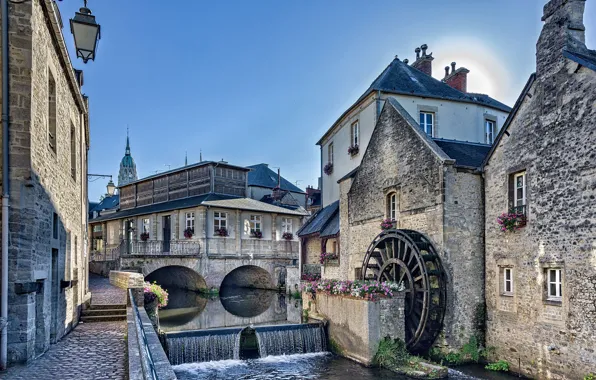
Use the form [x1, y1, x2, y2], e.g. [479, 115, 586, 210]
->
[387, 192, 397, 221]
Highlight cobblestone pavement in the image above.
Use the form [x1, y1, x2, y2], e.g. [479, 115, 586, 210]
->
[89, 273, 127, 305]
[2, 321, 127, 380]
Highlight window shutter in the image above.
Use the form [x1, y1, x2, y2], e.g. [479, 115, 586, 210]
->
[507, 174, 514, 210]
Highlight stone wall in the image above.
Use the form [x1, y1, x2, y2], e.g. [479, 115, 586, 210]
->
[89, 261, 118, 277]
[303, 292, 405, 365]
[1, 0, 89, 364]
[285, 266, 300, 294]
[483, 1, 596, 378]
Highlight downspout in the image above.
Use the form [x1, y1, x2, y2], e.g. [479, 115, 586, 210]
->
[1, 0, 9, 369]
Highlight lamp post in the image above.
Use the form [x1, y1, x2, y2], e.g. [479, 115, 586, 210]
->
[88, 174, 115, 197]
[69, 0, 101, 63]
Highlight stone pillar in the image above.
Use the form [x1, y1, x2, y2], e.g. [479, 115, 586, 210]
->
[174, 210, 180, 240]
[272, 213, 278, 241]
[235, 210, 241, 255]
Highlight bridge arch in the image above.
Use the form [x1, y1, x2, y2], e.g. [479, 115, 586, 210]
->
[145, 265, 207, 292]
[221, 265, 274, 289]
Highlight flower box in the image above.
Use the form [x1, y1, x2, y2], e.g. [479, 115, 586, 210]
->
[251, 230, 263, 239]
[497, 209, 527, 232]
[380, 218, 396, 230]
[320, 252, 338, 264]
[323, 163, 333, 175]
[140, 232, 150, 242]
[215, 227, 229, 237]
[184, 228, 194, 239]
[347, 145, 359, 156]
[282, 232, 294, 241]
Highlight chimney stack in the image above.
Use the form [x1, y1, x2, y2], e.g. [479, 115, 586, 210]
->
[411, 44, 434, 76]
[443, 62, 470, 93]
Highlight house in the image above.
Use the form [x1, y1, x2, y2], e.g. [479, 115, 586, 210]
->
[318, 45, 511, 207]
[0, 0, 90, 366]
[247, 163, 306, 209]
[305, 185, 322, 214]
[482, 0, 596, 377]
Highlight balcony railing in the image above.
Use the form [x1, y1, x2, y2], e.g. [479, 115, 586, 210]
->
[128, 240, 201, 256]
[91, 241, 124, 262]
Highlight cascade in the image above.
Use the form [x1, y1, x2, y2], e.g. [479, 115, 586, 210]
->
[165, 328, 242, 365]
[255, 323, 326, 357]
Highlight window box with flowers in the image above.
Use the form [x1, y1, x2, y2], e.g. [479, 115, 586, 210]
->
[282, 232, 294, 241]
[140, 232, 150, 242]
[214, 227, 229, 237]
[323, 163, 333, 176]
[320, 252, 339, 265]
[380, 218, 396, 230]
[184, 227, 194, 239]
[251, 230, 263, 239]
[497, 208, 527, 232]
[347, 145, 359, 157]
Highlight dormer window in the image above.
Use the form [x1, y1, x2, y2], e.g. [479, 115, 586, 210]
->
[419, 112, 434, 136]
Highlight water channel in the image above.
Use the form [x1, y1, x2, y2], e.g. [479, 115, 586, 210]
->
[160, 287, 523, 379]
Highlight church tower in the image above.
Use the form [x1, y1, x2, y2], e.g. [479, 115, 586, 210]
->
[118, 132, 138, 186]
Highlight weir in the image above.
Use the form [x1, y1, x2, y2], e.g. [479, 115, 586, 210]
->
[255, 323, 326, 357]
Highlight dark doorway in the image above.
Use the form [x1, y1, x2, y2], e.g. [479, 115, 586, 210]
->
[35, 280, 47, 356]
[163, 215, 171, 253]
[239, 328, 259, 359]
[125, 220, 133, 254]
[50, 248, 59, 342]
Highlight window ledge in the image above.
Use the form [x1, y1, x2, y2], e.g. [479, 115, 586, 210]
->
[544, 298, 562, 306]
[500, 292, 514, 297]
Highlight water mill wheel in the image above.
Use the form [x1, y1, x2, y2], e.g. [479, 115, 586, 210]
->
[360, 229, 447, 353]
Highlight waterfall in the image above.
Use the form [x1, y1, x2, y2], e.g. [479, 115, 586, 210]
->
[255, 323, 326, 357]
[165, 328, 243, 365]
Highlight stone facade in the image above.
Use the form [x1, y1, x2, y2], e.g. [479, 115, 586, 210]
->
[483, 1, 596, 378]
[0, 0, 89, 365]
[338, 98, 485, 351]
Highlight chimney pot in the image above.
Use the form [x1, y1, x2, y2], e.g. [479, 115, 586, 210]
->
[451, 62, 456, 72]
[421, 44, 428, 57]
[403, 59, 409, 64]
[444, 66, 450, 77]
[415, 47, 421, 59]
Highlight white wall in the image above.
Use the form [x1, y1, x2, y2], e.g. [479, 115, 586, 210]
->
[320, 93, 509, 206]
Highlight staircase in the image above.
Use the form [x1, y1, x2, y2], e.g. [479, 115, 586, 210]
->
[81, 303, 127, 322]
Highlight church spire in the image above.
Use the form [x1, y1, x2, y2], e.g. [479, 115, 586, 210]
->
[125, 126, 131, 156]
[118, 128, 138, 187]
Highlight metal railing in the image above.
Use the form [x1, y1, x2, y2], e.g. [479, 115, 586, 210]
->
[90, 241, 124, 262]
[129, 289, 158, 380]
[129, 240, 201, 256]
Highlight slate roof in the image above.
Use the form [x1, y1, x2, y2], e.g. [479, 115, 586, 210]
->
[88, 193, 238, 223]
[202, 197, 307, 216]
[297, 201, 339, 237]
[563, 48, 596, 72]
[433, 139, 491, 169]
[318, 57, 511, 145]
[247, 164, 305, 193]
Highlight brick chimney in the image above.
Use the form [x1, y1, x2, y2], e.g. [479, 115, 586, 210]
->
[537, 0, 587, 76]
[443, 62, 470, 93]
[411, 44, 434, 76]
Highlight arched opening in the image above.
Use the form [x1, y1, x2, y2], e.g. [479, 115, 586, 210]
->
[145, 265, 207, 292]
[221, 265, 273, 289]
[239, 327, 259, 359]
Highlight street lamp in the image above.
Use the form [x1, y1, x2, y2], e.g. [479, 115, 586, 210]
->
[106, 179, 116, 197]
[69, 0, 101, 63]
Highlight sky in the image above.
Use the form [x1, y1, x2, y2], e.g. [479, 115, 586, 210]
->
[56, 0, 596, 201]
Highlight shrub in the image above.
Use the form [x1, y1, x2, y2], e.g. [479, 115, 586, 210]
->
[374, 338, 410, 368]
[485, 360, 510, 372]
[585, 374, 595, 380]
[143, 281, 169, 308]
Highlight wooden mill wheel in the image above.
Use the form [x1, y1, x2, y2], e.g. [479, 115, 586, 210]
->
[361, 229, 447, 353]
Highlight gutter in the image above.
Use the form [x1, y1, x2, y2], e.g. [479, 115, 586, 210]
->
[1, 0, 9, 369]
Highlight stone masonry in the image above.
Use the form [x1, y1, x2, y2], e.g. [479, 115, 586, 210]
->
[0, 0, 90, 365]
[483, 0, 596, 378]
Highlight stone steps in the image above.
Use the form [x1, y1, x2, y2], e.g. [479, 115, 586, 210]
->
[88, 303, 126, 310]
[83, 308, 126, 316]
[81, 314, 127, 323]
[81, 303, 127, 322]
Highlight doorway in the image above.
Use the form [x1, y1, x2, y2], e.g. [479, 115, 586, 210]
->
[163, 215, 171, 253]
[50, 248, 59, 343]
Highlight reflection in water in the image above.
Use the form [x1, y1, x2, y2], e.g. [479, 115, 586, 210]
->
[220, 287, 275, 318]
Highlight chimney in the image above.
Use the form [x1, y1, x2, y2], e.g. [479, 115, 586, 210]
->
[411, 44, 434, 76]
[443, 62, 470, 93]
[537, 0, 587, 76]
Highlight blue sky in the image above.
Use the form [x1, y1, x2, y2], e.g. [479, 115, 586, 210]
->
[57, 0, 596, 201]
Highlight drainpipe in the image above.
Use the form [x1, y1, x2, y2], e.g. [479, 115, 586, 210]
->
[1, 0, 10, 369]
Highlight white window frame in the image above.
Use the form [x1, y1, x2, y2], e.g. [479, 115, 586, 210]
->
[214, 211, 228, 233]
[514, 172, 526, 207]
[351, 121, 360, 147]
[419, 111, 434, 136]
[328, 142, 334, 164]
[142, 218, 150, 233]
[388, 193, 397, 221]
[185, 212, 195, 232]
[282, 217, 293, 233]
[547, 268, 562, 300]
[250, 215, 262, 233]
[503, 268, 513, 295]
[485, 119, 496, 144]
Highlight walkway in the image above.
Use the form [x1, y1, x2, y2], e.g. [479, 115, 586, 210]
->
[2, 275, 128, 380]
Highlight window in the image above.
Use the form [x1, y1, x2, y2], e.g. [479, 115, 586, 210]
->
[387, 193, 397, 221]
[142, 218, 150, 233]
[250, 215, 261, 233]
[214, 211, 227, 233]
[70, 124, 77, 179]
[485, 119, 496, 144]
[419, 112, 434, 136]
[282, 217, 293, 233]
[503, 268, 513, 294]
[328, 143, 334, 164]
[514, 172, 526, 207]
[547, 268, 562, 300]
[185, 212, 195, 232]
[52, 212, 58, 239]
[48, 72, 57, 153]
[351, 121, 359, 147]
[74, 236, 78, 265]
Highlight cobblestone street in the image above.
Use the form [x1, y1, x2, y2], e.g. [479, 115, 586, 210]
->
[2, 275, 128, 380]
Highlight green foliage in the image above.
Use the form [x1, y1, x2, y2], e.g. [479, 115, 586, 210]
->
[374, 338, 410, 368]
[485, 360, 510, 372]
[461, 336, 480, 363]
[143, 281, 169, 308]
[585, 374, 595, 380]
[443, 351, 462, 365]
[291, 290, 302, 299]
[328, 338, 344, 355]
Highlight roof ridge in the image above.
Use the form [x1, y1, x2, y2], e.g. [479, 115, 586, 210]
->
[432, 137, 492, 147]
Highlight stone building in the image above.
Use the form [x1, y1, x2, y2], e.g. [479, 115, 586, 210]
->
[0, 0, 90, 366]
[117, 133, 137, 187]
[317, 46, 510, 206]
[483, 0, 596, 378]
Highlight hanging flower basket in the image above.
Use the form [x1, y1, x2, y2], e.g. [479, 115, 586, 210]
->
[347, 145, 359, 156]
[184, 228, 194, 239]
[320, 252, 338, 264]
[323, 163, 333, 175]
[282, 232, 294, 241]
[497, 210, 527, 232]
[140, 232, 150, 241]
[380, 218, 396, 230]
[215, 227, 229, 237]
[251, 230, 263, 239]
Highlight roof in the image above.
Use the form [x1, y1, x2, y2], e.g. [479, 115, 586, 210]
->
[482, 74, 537, 168]
[247, 164, 305, 193]
[433, 139, 491, 169]
[88, 193, 237, 223]
[202, 197, 308, 216]
[337, 167, 360, 183]
[259, 191, 303, 211]
[89, 194, 120, 218]
[297, 201, 339, 237]
[564, 48, 596, 72]
[317, 57, 511, 145]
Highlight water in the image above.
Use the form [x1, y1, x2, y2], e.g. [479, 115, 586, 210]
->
[166, 328, 242, 365]
[255, 324, 327, 357]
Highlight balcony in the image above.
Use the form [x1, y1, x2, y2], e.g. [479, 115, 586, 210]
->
[127, 240, 201, 256]
[207, 238, 299, 260]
